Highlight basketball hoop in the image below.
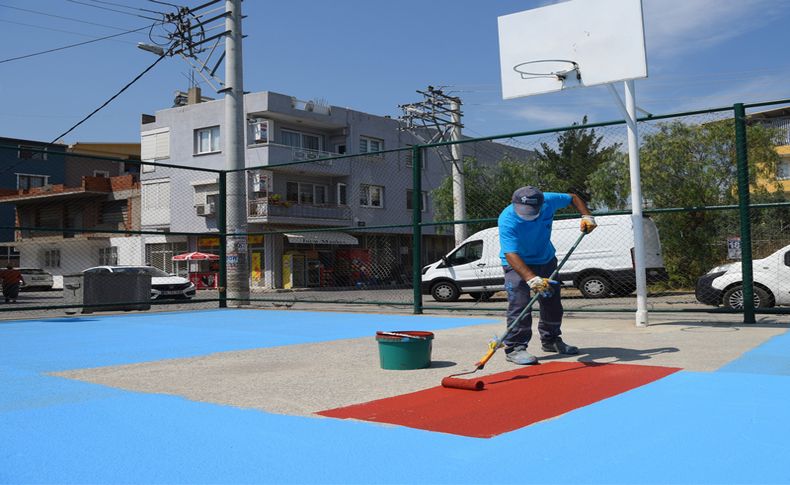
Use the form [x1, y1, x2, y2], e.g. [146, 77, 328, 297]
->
[513, 60, 581, 82]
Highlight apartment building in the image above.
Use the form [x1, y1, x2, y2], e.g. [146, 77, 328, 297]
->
[0, 174, 142, 287]
[749, 107, 790, 193]
[0, 137, 67, 261]
[139, 89, 530, 290]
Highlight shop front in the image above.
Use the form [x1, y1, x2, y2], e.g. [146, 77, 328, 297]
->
[197, 235, 267, 289]
[281, 231, 359, 289]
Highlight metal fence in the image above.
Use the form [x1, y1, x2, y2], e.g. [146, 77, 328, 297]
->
[1, 99, 789, 323]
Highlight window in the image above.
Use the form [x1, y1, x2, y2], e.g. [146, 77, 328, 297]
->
[99, 247, 118, 266]
[337, 183, 347, 205]
[248, 119, 269, 144]
[195, 126, 220, 154]
[335, 144, 347, 154]
[286, 181, 329, 204]
[281, 129, 322, 151]
[141, 180, 171, 226]
[404, 146, 424, 169]
[141, 128, 170, 161]
[17, 174, 48, 190]
[360, 184, 384, 208]
[18, 145, 47, 160]
[778, 159, 790, 180]
[43, 249, 61, 268]
[93, 170, 110, 178]
[145, 242, 187, 274]
[0, 246, 19, 267]
[406, 190, 427, 212]
[444, 241, 484, 267]
[359, 136, 383, 155]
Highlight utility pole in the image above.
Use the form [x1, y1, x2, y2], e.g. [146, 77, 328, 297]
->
[137, 0, 250, 305]
[449, 97, 466, 244]
[222, 0, 249, 305]
[399, 86, 467, 245]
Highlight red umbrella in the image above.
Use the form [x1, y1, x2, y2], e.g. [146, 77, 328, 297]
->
[172, 251, 220, 261]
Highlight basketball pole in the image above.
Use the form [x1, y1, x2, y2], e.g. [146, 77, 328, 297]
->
[608, 81, 649, 327]
[626, 81, 649, 327]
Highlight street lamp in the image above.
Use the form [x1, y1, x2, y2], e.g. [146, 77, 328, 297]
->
[137, 42, 165, 57]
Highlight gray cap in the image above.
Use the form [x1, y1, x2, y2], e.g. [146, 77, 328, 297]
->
[512, 186, 544, 221]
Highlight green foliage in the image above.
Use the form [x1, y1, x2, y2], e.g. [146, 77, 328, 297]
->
[533, 116, 622, 201]
[430, 116, 786, 288]
[431, 117, 622, 233]
[589, 119, 784, 286]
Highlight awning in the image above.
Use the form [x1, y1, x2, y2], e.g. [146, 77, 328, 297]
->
[172, 251, 219, 261]
[284, 231, 358, 246]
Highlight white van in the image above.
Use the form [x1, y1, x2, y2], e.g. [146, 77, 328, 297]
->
[421, 214, 667, 302]
[695, 243, 790, 309]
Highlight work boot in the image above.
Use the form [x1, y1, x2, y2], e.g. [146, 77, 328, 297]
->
[541, 338, 579, 355]
[505, 346, 538, 365]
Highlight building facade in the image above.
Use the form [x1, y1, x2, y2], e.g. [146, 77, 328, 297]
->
[0, 174, 142, 288]
[0, 137, 67, 262]
[139, 89, 530, 290]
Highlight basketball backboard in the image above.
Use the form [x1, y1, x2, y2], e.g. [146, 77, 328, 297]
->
[498, 0, 647, 100]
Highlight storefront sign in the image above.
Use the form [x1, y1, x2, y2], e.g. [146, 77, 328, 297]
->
[199, 236, 220, 247]
[727, 237, 741, 260]
[227, 253, 239, 269]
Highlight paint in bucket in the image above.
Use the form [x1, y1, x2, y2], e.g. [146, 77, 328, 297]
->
[375, 331, 434, 370]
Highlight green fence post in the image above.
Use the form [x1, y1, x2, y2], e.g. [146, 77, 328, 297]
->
[734, 103, 755, 323]
[412, 145, 423, 315]
[218, 171, 228, 309]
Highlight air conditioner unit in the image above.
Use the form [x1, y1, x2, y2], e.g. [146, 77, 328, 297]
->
[196, 203, 216, 216]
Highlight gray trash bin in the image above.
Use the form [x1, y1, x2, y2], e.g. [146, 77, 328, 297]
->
[63, 272, 152, 314]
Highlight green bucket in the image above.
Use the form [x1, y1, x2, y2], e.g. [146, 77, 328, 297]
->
[375, 331, 434, 370]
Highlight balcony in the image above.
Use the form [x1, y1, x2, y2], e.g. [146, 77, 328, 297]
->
[248, 197, 352, 225]
[246, 143, 351, 176]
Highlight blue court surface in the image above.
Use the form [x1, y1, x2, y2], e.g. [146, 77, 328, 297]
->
[2, 309, 790, 484]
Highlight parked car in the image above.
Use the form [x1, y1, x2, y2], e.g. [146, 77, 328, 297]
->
[82, 266, 196, 300]
[421, 214, 668, 302]
[19, 268, 54, 291]
[695, 243, 790, 309]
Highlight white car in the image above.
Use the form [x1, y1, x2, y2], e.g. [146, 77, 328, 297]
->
[695, 244, 790, 309]
[83, 266, 196, 300]
[19, 268, 54, 291]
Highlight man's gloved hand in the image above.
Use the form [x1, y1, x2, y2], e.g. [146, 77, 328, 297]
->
[527, 276, 557, 298]
[580, 215, 597, 234]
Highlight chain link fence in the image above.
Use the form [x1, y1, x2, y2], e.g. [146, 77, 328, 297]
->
[1, 100, 789, 322]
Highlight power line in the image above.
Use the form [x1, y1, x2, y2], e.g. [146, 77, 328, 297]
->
[50, 47, 172, 144]
[0, 25, 154, 64]
[65, 0, 163, 21]
[148, 0, 183, 8]
[80, 0, 165, 16]
[0, 3, 146, 31]
[0, 18, 140, 45]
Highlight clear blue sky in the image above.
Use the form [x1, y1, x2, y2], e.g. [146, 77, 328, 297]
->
[0, 0, 788, 145]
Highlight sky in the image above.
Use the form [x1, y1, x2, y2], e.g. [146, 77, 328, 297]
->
[0, 0, 789, 145]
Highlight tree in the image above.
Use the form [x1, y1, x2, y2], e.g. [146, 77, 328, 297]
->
[533, 116, 622, 202]
[588, 119, 783, 286]
[431, 117, 622, 233]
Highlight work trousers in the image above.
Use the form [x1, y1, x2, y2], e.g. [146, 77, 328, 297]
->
[502, 257, 563, 349]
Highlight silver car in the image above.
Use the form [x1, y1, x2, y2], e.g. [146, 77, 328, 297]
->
[19, 268, 54, 291]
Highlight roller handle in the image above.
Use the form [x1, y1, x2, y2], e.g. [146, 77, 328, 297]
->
[472, 231, 588, 368]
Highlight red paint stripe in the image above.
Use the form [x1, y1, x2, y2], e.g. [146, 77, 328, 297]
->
[318, 362, 680, 438]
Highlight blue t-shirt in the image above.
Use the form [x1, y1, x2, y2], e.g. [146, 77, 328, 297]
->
[498, 192, 573, 265]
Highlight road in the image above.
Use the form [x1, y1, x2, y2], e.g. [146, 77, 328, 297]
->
[0, 286, 716, 321]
